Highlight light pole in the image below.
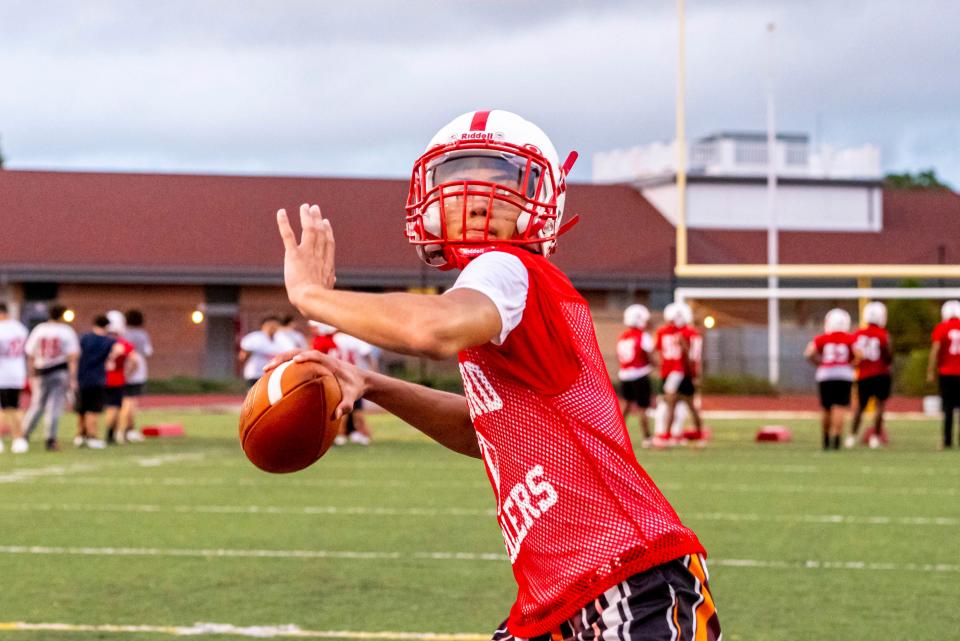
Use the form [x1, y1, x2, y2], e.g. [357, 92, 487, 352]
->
[766, 22, 780, 386]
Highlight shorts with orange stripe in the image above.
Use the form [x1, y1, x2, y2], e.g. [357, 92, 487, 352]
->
[491, 554, 721, 641]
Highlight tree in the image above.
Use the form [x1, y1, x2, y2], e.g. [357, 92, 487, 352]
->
[886, 280, 941, 396]
[0, 135, 4, 168]
[884, 169, 951, 190]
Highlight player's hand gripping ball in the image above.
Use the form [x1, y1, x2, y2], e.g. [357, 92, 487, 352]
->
[239, 360, 345, 473]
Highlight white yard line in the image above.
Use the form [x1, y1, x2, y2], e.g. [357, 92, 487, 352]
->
[0, 545, 504, 562]
[688, 511, 959, 526]
[0, 502, 496, 517]
[0, 502, 955, 527]
[0, 621, 489, 640]
[22, 474, 959, 495]
[0, 462, 104, 484]
[658, 480, 960, 497]
[0, 453, 206, 484]
[0, 544, 956, 574]
[25, 476, 485, 488]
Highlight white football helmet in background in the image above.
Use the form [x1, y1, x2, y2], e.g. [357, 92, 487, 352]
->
[623, 304, 650, 329]
[664, 302, 693, 327]
[106, 309, 126, 334]
[824, 308, 852, 333]
[942, 300, 960, 321]
[405, 109, 578, 270]
[308, 320, 336, 335]
[862, 301, 887, 327]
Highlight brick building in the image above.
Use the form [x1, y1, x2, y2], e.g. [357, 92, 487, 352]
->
[1, 168, 957, 384]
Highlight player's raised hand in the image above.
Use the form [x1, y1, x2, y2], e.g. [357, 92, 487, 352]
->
[277, 204, 336, 306]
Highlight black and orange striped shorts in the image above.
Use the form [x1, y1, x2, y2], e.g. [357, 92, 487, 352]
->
[493, 554, 721, 641]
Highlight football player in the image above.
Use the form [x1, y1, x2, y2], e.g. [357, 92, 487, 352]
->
[308, 321, 376, 445]
[805, 308, 860, 450]
[269, 110, 719, 641]
[103, 310, 135, 445]
[23, 304, 80, 451]
[654, 302, 704, 445]
[616, 304, 654, 448]
[927, 299, 960, 449]
[849, 301, 893, 449]
[0, 302, 29, 454]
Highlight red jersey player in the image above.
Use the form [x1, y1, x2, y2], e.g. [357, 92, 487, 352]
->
[849, 301, 893, 448]
[805, 308, 860, 450]
[654, 302, 704, 445]
[268, 110, 719, 640]
[616, 304, 654, 448]
[927, 299, 960, 449]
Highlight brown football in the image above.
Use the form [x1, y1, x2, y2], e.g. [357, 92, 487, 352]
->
[238, 360, 345, 473]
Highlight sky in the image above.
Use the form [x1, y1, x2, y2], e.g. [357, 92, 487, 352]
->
[1, 0, 958, 186]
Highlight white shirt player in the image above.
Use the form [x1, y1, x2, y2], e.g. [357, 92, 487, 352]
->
[24, 321, 80, 372]
[240, 331, 288, 381]
[0, 318, 29, 389]
[448, 251, 529, 345]
[331, 333, 378, 370]
[276, 328, 308, 351]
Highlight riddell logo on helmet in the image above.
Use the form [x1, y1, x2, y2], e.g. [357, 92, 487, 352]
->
[455, 131, 504, 142]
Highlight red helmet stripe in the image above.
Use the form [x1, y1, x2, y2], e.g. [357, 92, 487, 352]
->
[469, 110, 491, 131]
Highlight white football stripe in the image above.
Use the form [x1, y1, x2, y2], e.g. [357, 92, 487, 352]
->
[0, 545, 957, 574]
[267, 361, 294, 405]
[0, 503, 956, 527]
[0, 621, 489, 640]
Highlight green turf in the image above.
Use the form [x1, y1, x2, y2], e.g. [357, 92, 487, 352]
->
[0, 408, 956, 641]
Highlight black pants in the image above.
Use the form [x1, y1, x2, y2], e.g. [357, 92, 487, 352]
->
[942, 375, 960, 447]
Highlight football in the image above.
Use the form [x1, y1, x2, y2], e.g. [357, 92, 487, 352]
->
[238, 360, 345, 473]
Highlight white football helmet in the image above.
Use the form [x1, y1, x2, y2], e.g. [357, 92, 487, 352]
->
[862, 301, 887, 327]
[405, 109, 578, 270]
[106, 309, 126, 334]
[942, 300, 960, 321]
[824, 308, 851, 333]
[308, 320, 336, 335]
[623, 304, 650, 329]
[664, 302, 693, 327]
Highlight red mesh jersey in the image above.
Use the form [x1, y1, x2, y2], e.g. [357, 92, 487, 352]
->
[932, 319, 960, 376]
[458, 247, 704, 637]
[615, 328, 651, 379]
[654, 324, 686, 377]
[682, 326, 703, 377]
[105, 337, 134, 388]
[813, 332, 856, 381]
[853, 325, 891, 380]
[814, 332, 856, 366]
[311, 334, 337, 355]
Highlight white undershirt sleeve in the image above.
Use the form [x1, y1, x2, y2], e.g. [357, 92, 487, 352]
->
[449, 251, 529, 345]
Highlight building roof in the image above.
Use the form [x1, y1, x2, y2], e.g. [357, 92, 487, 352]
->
[688, 188, 960, 267]
[0, 170, 674, 288]
[1, 169, 956, 288]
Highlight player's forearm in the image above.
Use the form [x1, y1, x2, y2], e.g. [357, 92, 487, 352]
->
[927, 344, 939, 378]
[361, 370, 479, 458]
[291, 287, 476, 359]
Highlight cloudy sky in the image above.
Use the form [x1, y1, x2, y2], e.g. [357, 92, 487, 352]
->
[1, 0, 957, 186]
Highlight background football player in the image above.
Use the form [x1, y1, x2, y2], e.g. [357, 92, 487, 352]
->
[849, 301, 893, 448]
[616, 304, 654, 448]
[805, 308, 861, 450]
[927, 299, 960, 449]
[268, 110, 720, 641]
[654, 302, 705, 445]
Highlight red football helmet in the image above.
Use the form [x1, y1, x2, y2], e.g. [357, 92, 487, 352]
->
[405, 109, 578, 270]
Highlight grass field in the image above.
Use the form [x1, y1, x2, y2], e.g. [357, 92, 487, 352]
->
[0, 408, 957, 641]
